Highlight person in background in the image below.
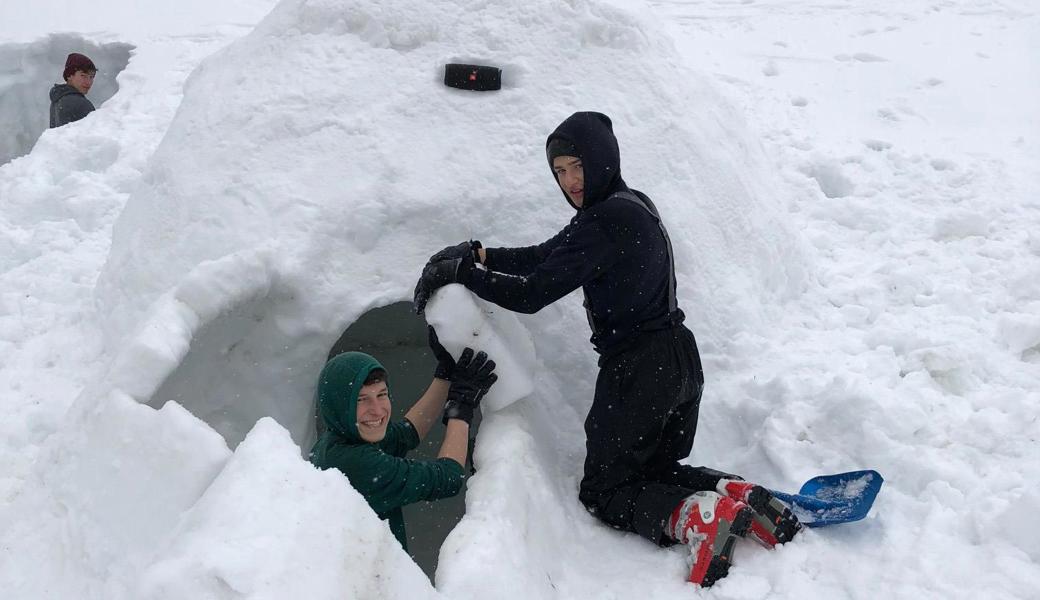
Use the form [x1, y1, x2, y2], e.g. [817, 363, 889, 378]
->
[412, 111, 801, 587]
[309, 327, 496, 551]
[50, 53, 97, 128]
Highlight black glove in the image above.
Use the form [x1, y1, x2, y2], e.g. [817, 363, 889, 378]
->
[428, 240, 481, 266]
[442, 347, 497, 425]
[412, 251, 475, 314]
[427, 326, 455, 380]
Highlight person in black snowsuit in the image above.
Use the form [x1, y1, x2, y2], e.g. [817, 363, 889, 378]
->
[50, 53, 97, 128]
[413, 112, 800, 587]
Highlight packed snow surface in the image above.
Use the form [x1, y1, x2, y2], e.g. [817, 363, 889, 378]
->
[1, 0, 1037, 599]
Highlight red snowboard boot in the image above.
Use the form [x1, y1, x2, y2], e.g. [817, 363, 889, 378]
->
[717, 479, 802, 548]
[669, 491, 753, 587]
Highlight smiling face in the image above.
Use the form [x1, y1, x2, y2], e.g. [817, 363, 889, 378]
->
[552, 155, 585, 208]
[355, 378, 391, 442]
[66, 69, 95, 95]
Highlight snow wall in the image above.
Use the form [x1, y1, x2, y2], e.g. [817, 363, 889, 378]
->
[0, 34, 132, 166]
[19, 0, 808, 597]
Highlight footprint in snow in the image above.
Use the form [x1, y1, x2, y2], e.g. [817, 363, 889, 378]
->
[877, 108, 901, 122]
[863, 139, 893, 151]
[853, 52, 887, 62]
[799, 161, 855, 199]
[834, 53, 888, 63]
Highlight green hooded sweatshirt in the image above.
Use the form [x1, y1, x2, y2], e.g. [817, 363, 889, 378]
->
[309, 351, 466, 550]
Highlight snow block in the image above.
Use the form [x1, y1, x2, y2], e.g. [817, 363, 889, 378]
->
[424, 284, 536, 412]
[134, 418, 439, 600]
[40, 391, 230, 578]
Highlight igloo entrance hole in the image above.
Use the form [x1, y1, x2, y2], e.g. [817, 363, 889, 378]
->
[148, 297, 466, 580]
[147, 289, 321, 451]
[326, 302, 471, 581]
[0, 33, 132, 165]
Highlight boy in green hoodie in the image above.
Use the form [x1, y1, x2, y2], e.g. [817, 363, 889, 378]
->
[309, 329, 497, 550]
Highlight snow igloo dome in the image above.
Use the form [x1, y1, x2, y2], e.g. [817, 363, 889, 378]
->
[48, 0, 808, 596]
[93, 0, 803, 449]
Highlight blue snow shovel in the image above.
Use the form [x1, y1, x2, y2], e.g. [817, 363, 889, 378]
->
[769, 470, 884, 527]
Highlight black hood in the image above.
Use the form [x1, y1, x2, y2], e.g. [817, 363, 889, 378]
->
[545, 111, 627, 210]
[50, 83, 82, 103]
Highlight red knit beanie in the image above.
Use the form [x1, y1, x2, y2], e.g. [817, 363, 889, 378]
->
[63, 53, 97, 80]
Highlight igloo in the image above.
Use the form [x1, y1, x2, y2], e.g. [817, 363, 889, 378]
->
[35, 0, 806, 596]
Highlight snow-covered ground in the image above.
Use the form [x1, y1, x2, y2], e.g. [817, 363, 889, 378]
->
[1, 0, 1037, 598]
[650, 2, 1040, 597]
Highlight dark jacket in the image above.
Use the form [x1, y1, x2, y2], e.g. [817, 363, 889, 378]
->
[464, 112, 680, 355]
[49, 84, 95, 128]
[309, 352, 465, 550]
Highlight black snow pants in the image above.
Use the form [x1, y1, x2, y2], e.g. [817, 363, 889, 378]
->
[578, 324, 736, 546]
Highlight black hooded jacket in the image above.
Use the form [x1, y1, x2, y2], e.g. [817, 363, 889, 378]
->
[49, 84, 95, 128]
[463, 112, 681, 355]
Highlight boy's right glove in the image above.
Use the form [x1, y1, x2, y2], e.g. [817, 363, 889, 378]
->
[427, 240, 481, 266]
[442, 347, 497, 425]
[413, 241, 482, 315]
